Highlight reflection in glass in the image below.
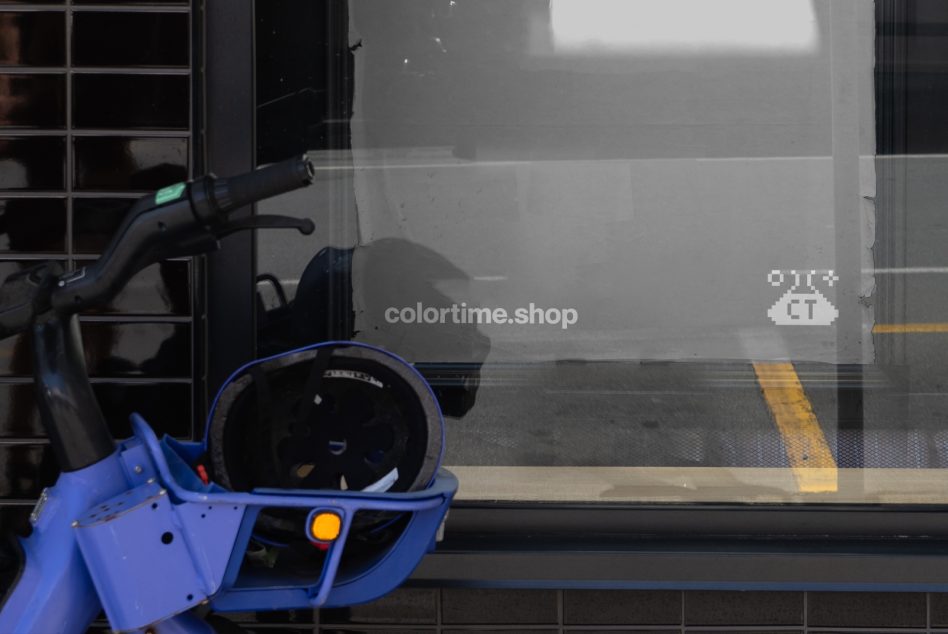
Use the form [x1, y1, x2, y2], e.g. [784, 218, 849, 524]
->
[0, 198, 66, 253]
[255, 0, 948, 504]
[79, 260, 191, 316]
[257, 240, 489, 418]
[0, 321, 189, 379]
[0, 75, 64, 127]
[0, 137, 65, 190]
[0, 12, 65, 66]
[80, 322, 190, 378]
[73, 197, 134, 253]
[74, 137, 187, 190]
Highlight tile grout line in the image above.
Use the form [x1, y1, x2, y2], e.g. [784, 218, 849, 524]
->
[558, 588, 564, 634]
[804, 590, 808, 634]
[437, 586, 443, 634]
[681, 589, 685, 634]
[65, 0, 73, 274]
[186, 0, 195, 446]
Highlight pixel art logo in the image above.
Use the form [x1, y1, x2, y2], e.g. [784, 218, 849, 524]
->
[767, 269, 839, 326]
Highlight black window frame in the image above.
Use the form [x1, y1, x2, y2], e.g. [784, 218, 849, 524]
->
[202, 0, 948, 590]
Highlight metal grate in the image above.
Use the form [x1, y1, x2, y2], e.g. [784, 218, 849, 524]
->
[0, 1, 196, 522]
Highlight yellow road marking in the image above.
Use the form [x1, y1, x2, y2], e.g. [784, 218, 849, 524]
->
[752, 362, 838, 493]
[874, 323, 948, 334]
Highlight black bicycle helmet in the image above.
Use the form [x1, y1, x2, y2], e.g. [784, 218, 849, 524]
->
[206, 342, 444, 545]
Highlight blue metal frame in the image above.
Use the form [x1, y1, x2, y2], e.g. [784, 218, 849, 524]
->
[0, 454, 127, 633]
[0, 415, 455, 633]
[0, 337, 457, 634]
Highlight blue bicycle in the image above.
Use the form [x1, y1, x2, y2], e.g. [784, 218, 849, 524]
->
[0, 156, 457, 633]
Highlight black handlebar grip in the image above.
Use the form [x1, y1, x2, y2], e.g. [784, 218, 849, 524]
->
[213, 155, 315, 215]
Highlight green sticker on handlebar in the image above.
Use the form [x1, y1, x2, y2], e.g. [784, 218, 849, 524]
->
[155, 182, 186, 205]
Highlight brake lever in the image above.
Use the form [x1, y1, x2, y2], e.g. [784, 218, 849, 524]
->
[215, 215, 315, 239]
[154, 215, 314, 264]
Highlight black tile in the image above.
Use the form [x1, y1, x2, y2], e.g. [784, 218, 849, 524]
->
[73, 197, 134, 253]
[73, 12, 188, 67]
[74, 0, 185, 3]
[94, 382, 191, 439]
[224, 611, 317, 627]
[808, 628, 912, 634]
[0, 384, 42, 437]
[0, 137, 65, 190]
[238, 630, 314, 634]
[0, 444, 56, 499]
[321, 588, 437, 625]
[0, 198, 66, 253]
[0, 319, 190, 378]
[692, 631, 801, 634]
[0, 74, 65, 127]
[0, 381, 191, 441]
[74, 137, 187, 191]
[564, 590, 681, 626]
[0, 258, 62, 279]
[322, 630, 434, 634]
[79, 260, 191, 315]
[565, 631, 677, 634]
[0, 504, 29, 598]
[81, 322, 190, 378]
[684, 591, 802, 626]
[1, 333, 60, 378]
[0, 260, 64, 297]
[441, 589, 557, 625]
[445, 631, 557, 634]
[0, 505, 30, 536]
[0, 332, 29, 377]
[0, 12, 65, 66]
[931, 592, 948, 625]
[73, 74, 188, 129]
[808, 592, 926, 628]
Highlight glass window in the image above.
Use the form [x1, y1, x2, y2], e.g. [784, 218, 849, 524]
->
[254, 0, 948, 505]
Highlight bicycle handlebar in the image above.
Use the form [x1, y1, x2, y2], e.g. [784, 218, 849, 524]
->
[213, 155, 315, 213]
[0, 156, 315, 335]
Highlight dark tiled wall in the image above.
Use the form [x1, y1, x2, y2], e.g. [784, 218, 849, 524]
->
[210, 588, 948, 633]
[0, 0, 194, 534]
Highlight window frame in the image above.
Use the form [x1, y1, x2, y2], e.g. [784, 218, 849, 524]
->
[202, 0, 948, 589]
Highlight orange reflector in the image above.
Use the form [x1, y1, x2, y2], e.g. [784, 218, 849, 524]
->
[309, 512, 342, 542]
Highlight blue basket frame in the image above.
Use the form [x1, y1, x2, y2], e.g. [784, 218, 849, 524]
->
[71, 414, 456, 632]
